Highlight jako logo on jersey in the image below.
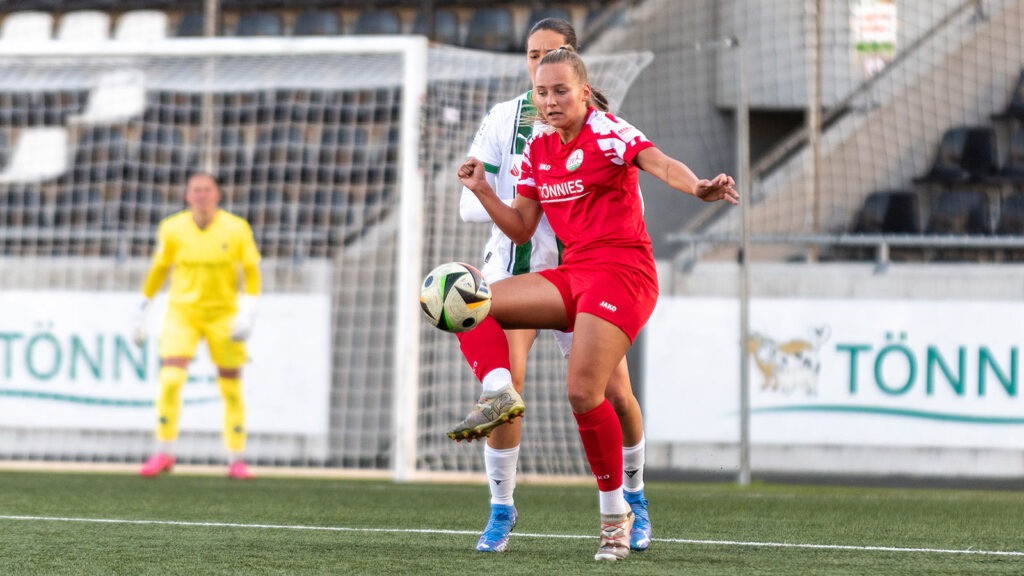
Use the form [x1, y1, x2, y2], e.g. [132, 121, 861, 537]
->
[539, 163, 552, 171]
[510, 164, 520, 178]
[566, 149, 584, 171]
[600, 301, 618, 312]
[538, 179, 585, 200]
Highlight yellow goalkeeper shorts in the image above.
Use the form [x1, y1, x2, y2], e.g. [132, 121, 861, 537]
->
[158, 304, 247, 369]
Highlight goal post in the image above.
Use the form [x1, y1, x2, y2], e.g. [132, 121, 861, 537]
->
[0, 36, 651, 481]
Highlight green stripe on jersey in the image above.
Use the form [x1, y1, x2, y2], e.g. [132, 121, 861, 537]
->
[482, 161, 499, 174]
[512, 240, 532, 275]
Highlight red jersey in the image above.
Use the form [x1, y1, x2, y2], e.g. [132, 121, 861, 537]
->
[517, 108, 655, 266]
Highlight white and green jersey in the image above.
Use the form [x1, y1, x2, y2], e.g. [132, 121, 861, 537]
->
[460, 90, 562, 285]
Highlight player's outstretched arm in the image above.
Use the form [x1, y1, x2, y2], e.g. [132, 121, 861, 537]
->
[635, 147, 739, 205]
[458, 157, 542, 244]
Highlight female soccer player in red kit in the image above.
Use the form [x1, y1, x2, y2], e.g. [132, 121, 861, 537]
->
[456, 48, 738, 561]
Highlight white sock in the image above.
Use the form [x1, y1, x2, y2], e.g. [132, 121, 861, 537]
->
[598, 488, 630, 515]
[622, 435, 646, 493]
[481, 368, 513, 394]
[158, 441, 175, 457]
[228, 451, 244, 464]
[484, 444, 519, 506]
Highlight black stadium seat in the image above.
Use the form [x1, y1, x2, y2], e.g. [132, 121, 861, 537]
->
[465, 8, 516, 52]
[235, 12, 283, 37]
[292, 10, 341, 36]
[913, 126, 1000, 185]
[174, 12, 205, 37]
[992, 69, 1024, 122]
[988, 126, 1024, 187]
[852, 190, 919, 234]
[353, 9, 401, 35]
[412, 9, 459, 45]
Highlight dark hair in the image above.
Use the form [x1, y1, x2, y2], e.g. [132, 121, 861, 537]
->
[527, 17, 580, 52]
[537, 48, 610, 112]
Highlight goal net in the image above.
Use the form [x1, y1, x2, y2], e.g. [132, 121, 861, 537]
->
[0, 36, 652, 480]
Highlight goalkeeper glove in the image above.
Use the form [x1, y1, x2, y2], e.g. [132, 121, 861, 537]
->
[231, 295, 258, 342]
[131, 298, 150, 347]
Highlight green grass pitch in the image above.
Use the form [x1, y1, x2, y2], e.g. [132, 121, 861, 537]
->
[0, 469, 1021, 575]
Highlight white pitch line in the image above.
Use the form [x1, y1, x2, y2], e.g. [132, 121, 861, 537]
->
[1, 515, 1022, 558]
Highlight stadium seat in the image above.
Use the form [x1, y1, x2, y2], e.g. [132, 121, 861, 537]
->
[235, 12, 284, 37]
[353, 9, 402, 35]
[925, 189, 991, 235]
[0, 127, 68, 183]
[253, 126, 305, 183]
[584, 5, 625, 40]
[134, 125, 189, 184]
[114, 10, 168, 41]
[411, 9, 460, 45]
[526, 7, 573, 31]
[292, 10, 341, 36]
[844, 189, 920, 262]
[913, 126, 1000, 185]
[852, 190, 920, 234]
[925, 189, 993, 260]
[992, 69, 1024, 122]
[56, 10, 110, 42]
[465, 8, 516, 52]
[987, 126, 1024, 187]
[174, 12, 206, 37]
[68, 70, 146, 124]
[996, 191, 1024, 234]
[72, 125, 127, 184]
[1, 11, 53, 41]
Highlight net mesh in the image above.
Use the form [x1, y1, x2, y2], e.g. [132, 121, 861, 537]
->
[0, 40, 651, 476]
[587, 0, 1024, 262]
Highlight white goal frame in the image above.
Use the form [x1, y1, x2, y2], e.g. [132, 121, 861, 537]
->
[0, 36, 427, 480]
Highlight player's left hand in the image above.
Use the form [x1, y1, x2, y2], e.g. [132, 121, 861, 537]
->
[695, 173, 740, 204]
[231, 295, 258, 342]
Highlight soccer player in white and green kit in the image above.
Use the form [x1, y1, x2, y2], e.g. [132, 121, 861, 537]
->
[452, 18, 652, 554]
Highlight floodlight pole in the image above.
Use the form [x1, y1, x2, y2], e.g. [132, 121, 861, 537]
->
[201, 0, 219, 174]
[694, 35, 752, 487]
[732, 37, 752, 488]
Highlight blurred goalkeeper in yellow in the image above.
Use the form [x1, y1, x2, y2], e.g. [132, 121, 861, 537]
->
[133, 172, 262, 480]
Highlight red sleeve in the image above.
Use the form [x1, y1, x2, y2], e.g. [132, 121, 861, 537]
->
[516, 137, 539, 201]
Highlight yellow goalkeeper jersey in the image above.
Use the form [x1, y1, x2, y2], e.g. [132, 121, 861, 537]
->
[141, 209, 261, 309]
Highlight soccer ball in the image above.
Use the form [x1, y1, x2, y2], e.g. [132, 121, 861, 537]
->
[420, 262, 491, 333]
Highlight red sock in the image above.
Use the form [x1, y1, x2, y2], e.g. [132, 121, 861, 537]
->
[455, 316, 509, 382]
[573, 399, 623, 492]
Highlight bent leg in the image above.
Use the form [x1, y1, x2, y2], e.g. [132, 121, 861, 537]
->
[604, 357, 643, 447]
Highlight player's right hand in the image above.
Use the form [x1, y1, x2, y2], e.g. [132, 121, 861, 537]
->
[132, 299, 150, 347]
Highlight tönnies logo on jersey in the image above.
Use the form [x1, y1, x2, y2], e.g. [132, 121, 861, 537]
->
[600, 301, 617, 312]
[539, 178, 586, 201]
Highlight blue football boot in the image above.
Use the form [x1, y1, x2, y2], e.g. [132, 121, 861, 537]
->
[624, 488, 652, 551]
[475, 503, 518, 552]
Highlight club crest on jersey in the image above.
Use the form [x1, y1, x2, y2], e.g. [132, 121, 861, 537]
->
[566, 149, 584, 171]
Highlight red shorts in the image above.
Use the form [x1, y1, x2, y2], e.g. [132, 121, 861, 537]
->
[538, 261, 658, 343]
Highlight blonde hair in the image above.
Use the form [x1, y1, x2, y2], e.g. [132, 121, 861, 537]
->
[525, 47, 609, 127]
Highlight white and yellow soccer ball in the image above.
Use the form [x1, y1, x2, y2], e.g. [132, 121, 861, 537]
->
[420, 262, 491, 333]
